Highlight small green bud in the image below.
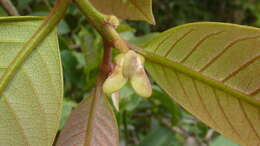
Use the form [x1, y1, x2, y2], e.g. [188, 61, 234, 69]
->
[130, 68, 152, 98]
[105, 15, 120, 28]
[103, 65, 127, 94]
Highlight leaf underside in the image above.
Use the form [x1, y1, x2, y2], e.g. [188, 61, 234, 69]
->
[0, 17, 63, 146]
[56, 88, 119, 146]
[141, 22, 260, 146]
[89, 0, 155, 24]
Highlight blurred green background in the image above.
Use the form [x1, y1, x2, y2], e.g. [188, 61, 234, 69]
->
[1, 0, 260, 145]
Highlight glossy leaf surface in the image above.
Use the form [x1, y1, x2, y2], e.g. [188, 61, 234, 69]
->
[139, 22, 260, 146]
[56, 88, 119, 146]
[0, 17, 63, 146]
[89, 0, 155, 24]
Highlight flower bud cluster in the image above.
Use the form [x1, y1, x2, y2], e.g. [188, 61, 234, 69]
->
[103, 50, 152, 98]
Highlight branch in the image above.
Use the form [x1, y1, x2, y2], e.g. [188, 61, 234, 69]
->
[96, 41, 113, 86]
[0, 0, 20, 16]
[74, 0, 129, 53]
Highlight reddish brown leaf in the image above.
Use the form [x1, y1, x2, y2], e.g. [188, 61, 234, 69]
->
[56, 88, 119, 146]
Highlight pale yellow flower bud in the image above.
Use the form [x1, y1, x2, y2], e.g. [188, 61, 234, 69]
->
[111, 50, 152, 98]
[137, 53, 145, 64]
[114, 53, 125, 66]
[103, 65, 127, 94]
[130, 68, 152, 98]
[122, 50, 145, 78]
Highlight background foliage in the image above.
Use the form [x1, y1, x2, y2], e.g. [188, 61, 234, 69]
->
[1, 0, 260, 145]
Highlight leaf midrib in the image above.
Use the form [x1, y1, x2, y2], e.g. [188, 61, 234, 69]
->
[84, 88, 100, 146]
[136, 48, 260, 107]
[0, 17, 43, 96]
[128, 0, 154, 24]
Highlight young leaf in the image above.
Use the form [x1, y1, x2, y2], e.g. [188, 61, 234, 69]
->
[0, 17, 63, 146]
[56, 88, 119, 146]
[89, 0, 155, 24]
[137, 22, 260, 146]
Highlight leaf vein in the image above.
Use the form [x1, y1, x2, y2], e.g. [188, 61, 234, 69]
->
[60, 129, 85, 146]
[222, 54, 260, 82]
[238, 99, 260, 144]
[96, 110, 115, 132]
[180, 31, 225, 63]
[212, 89, 243, 142]
[3, 96, 31, 146]
[20, 70, 48, 140]
[0, 23, 38, 27]
[95, 120, 114, 146]
[140, 49, 260, 106]
[164, 29, 195, 58]
[0, 67, 8, 70]
[199, 35, 260, 72]
[250, 88, 260, 96]
[0, 40, 24, 44]
[174, 71, 195, 112]
[192, 79, 220, 129]
[153, 32, 173, 53]
[129, 0, 152, 23]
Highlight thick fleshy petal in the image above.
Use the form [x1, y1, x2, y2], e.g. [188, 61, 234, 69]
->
[103, 65, 127, 94]
[122, 50, 143, 78]
[130, 68, 152, 98]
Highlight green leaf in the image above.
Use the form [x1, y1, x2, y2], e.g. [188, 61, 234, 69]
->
[210, 136, 240, 146]
[139, 126, 178, 146]
[119, 85, 143, 111]
[137, 22, 260, 146]
[58, 21, 70, 35]
[18, 0, 33, 10]
[61, 50, 85, 90]
[151, 87, 181, 125]
[89, 0, 155, 24]
[0, 17, 63, 146]
[56, 88, 119, 146]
